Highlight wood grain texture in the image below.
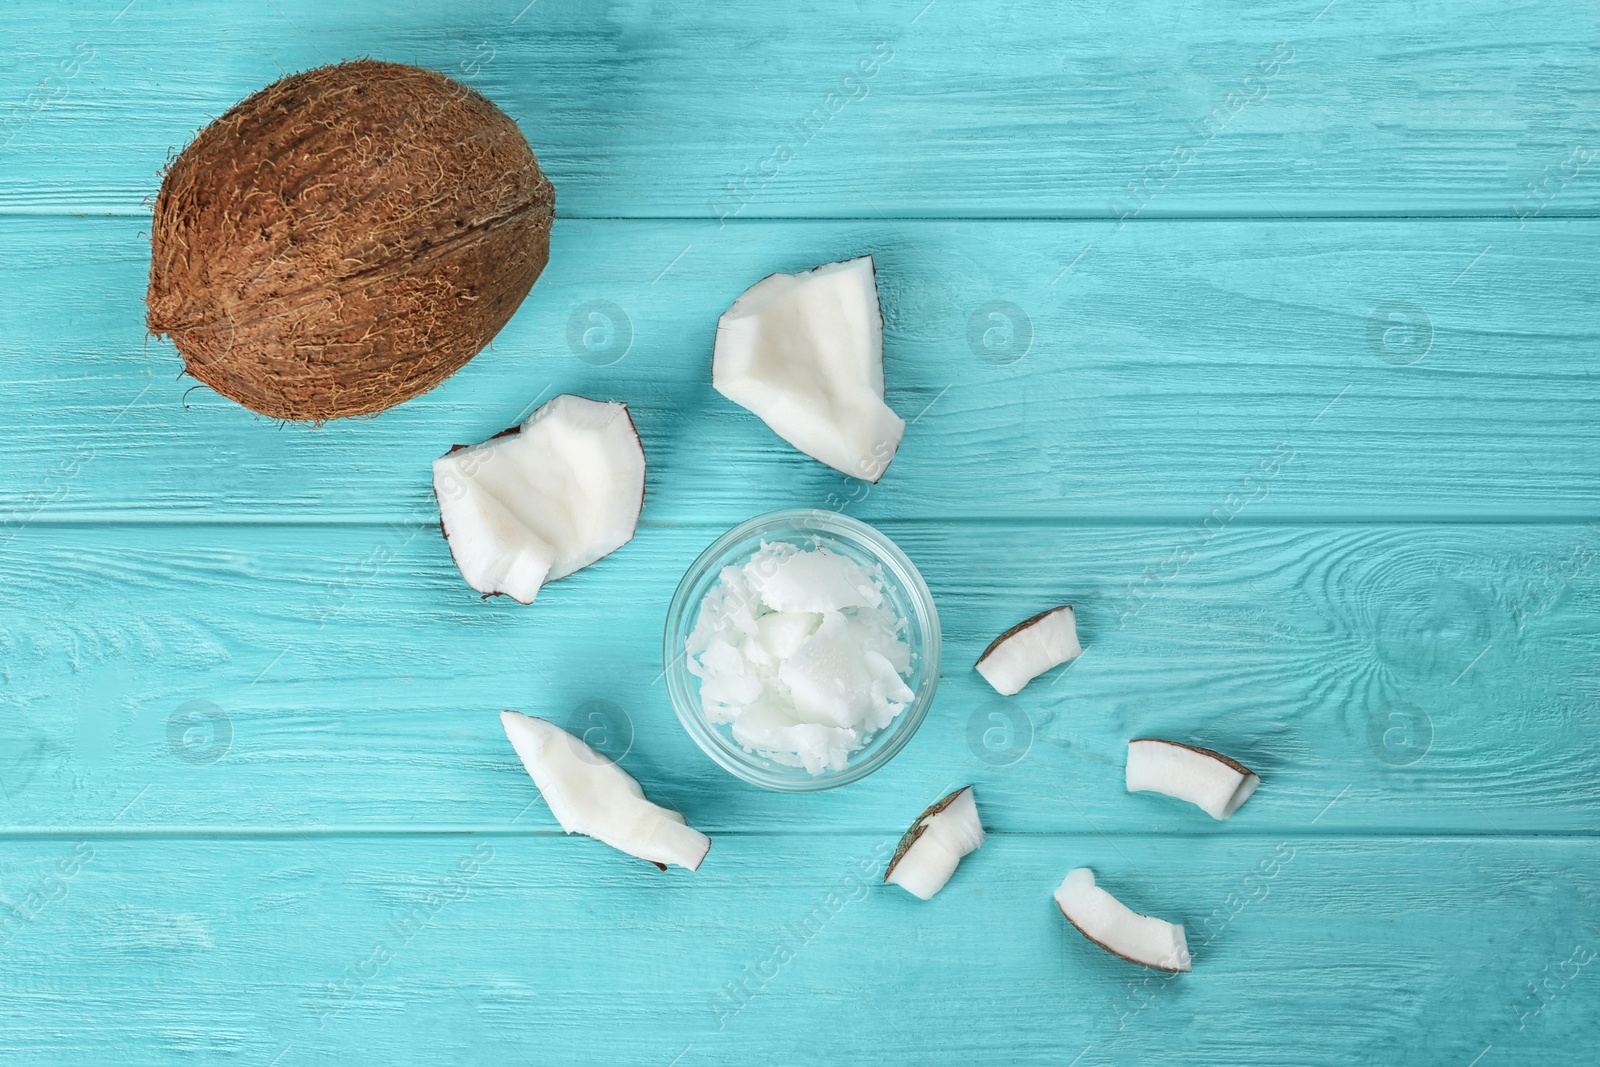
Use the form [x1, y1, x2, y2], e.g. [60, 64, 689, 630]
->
[4, 522, 1597, 833]
[2, 215, 1598, 522]
[1, 0, 1598, 217]
[2, 833, 1596, 1066]
[5, 1, 1600, 1063]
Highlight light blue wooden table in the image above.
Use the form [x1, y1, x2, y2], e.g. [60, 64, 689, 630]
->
[3, 2, 1599, 1063]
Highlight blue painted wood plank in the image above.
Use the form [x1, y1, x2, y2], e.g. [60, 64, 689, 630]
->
[4, 521, 1596, 833]
[1, 833, 1594, 1065]
[3, 2, 1598, 1064]
[2, 216, 1598, 522]
[0, 1, 1597, 217]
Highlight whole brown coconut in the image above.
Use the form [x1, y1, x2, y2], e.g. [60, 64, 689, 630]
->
[146, 59, 554, 421]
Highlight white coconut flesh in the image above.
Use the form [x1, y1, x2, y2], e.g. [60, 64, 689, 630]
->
[885, 786, 985, 900]
[975, 606, 1081, 696]
[1125, 738, 1259, 820]
[500, 711, 710, 871]
[434, 394, 645, 604]
[712, 256, 905, 482]
[1054, 868, 1191, 972]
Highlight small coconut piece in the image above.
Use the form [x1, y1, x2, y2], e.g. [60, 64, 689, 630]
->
[147, 59, 554, 421]
[1054, 868, 1191, 972]
[501, 711, 710, 871]
[884, 786, 985, 899]
[713, 256, 904, 482]
[1126, 738, 1260, 820]
[434, 395, 645, 604]
[975, 606, 1081, 695]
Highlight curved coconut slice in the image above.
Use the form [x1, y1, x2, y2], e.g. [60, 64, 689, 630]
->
[884, 786, 985, 899]
[1054, 868, 1190, 972]
[975, 606, 1081, 695]
[1126, 738, 1260, 820]
[713, 256, 904, 482]
[434, 395, 644, 604]
[500, 711, 710, 871]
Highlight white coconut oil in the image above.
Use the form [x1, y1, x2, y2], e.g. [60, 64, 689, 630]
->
[685, 540, 914, 773]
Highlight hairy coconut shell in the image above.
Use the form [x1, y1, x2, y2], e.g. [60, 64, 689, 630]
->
[147, 59, 554, 421]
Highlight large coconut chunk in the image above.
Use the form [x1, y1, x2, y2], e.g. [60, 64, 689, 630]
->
[975, 606, 1081, 695]
[885, 786, 985, 900]
[713, 256, 904, 482]
[1054, 868, 1191, 972]
[434, 395, 644, 604]
[500, 711, 710, 871]
[1126, 739, 1259, 820]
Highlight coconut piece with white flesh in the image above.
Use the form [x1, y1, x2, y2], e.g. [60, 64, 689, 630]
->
[884, 787, 985, 900]
[500, 711, 710, 871]
[1054, 868, 1191, 972]
[434, 395, 645, 604]
[712, 256, 904, 482]
[1126, 738, 1260, 820]
[975, 606, 1081, 695]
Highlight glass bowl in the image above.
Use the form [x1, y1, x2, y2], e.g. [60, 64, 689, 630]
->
[663, 509, 941, 791]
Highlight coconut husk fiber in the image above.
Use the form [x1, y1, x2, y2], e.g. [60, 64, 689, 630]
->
[147, 59, 554, 421]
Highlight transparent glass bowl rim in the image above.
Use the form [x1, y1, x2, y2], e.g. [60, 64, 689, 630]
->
[662, 508, 942, 792]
